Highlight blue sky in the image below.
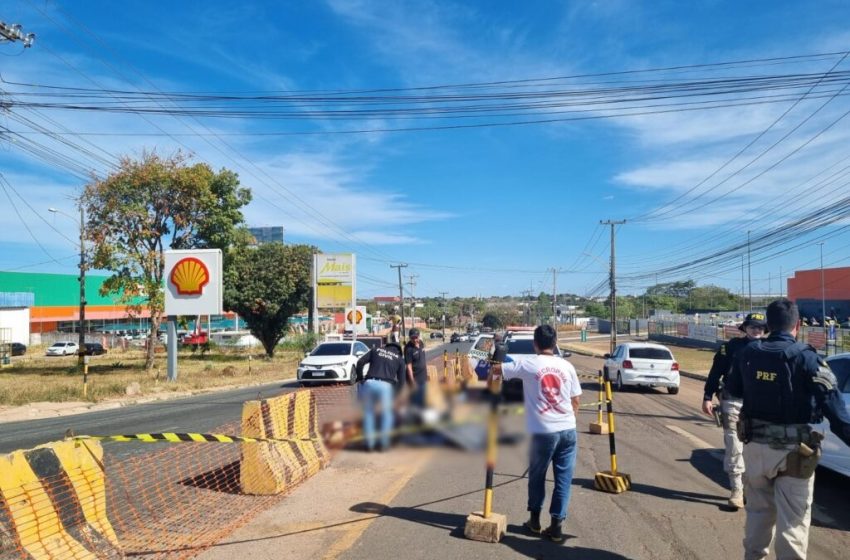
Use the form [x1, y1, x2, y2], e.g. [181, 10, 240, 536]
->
[2, 1, 850, 300]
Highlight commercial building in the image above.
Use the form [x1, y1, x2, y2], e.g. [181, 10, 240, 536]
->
[787, 266, 850, 322]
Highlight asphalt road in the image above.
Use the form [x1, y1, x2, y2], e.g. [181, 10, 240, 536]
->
[336, 352, 850, 559]
[0, 340, 468, 457]
[0, 380, 298, 456]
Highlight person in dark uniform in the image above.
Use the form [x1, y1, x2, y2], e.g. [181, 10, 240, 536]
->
[355, 341, 406, 451]
[405, 328, 428, 408]
[727, 298, 850, 559]
[702, 312, 767, 509]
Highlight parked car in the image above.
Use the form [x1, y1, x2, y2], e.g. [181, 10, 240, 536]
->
[450, 332, 461, 343]
[501, 332, 569, 401]
[603, 342, 680, 394]
[430, 331, 444, 339]
[46, 341, 80, 356]
[814, 352, 850, 477]
[83, 342, 108, 356]
[297, 340, 371, 386]
[11, 342, 26, 356]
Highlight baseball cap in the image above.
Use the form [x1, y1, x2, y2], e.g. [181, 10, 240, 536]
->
[409, 328, 420, 337]
[739, 312, 767, 331]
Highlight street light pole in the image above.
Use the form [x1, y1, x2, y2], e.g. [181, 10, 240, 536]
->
[819, 242, 826, 332]
[50, 205, 86, 368]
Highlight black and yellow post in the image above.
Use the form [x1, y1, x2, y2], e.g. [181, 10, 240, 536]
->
[442, 349, 448, 383]
[82, 353, 90, 398]
[463, 355, 507, 543]
[589, 369, 609, 434]
[594, 369, 631, 493]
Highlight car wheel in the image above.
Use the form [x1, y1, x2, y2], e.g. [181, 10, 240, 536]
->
[667, 386, 680, 395]
[616, 372, 624, 392]
[348, 366, 357, 386]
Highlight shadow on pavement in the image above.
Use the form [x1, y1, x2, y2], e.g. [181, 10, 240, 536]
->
[572, 476, 725, 508]
[352, 502, 633, 559]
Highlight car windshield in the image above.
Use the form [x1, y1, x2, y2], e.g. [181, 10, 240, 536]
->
[310, 343, 352, 356]
[50, 343, 66, 348]
[827, 356, 850, 393]
[507, 339, 535, 354]
[628, 347, 673, 360]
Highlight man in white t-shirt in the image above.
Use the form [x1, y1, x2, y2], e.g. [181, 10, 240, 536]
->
[491, 324, 581, 544]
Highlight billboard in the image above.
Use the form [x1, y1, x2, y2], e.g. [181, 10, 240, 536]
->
[316, 253, 355, 309]
[164, 249, 223, 316]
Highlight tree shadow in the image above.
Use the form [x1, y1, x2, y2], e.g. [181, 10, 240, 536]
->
[178, 460, 243, 495]
[572, 476, 726, 508]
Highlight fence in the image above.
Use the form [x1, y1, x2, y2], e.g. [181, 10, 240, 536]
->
[0, 384, 360, 560]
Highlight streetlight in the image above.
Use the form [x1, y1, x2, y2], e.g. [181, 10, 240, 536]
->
[818, 242, 826, 337]
[49, 205, 86, 368]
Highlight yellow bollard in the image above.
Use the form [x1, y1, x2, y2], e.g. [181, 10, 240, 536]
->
[594, 371, 631, 494]
[589, 369, 609, 434]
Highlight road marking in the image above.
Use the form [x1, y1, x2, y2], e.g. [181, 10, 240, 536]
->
[321, 449, 433, 560]
[665, 424, 714, 449]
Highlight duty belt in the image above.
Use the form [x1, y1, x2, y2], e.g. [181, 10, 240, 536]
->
[748, 420, 812, 446]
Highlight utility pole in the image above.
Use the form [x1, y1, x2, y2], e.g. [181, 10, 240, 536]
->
[741, 255, 745, 310]
[50, 205, 86, 368]
[601, 220, 626, 354]
[779, 266, 783, 298]
[747, 230, 753, 310]
[407, 273, 418, 332]
[390, 263, 408, 342]
[439, 291, 448, 338]
[521, 289, 532, 326]
[550, 268, 558, 328]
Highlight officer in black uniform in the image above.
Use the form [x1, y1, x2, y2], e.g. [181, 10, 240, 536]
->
[355, 341, 406, 451]
[405, 328, 428, 408]
[702, 312, 767, 509]
[726, 298, 850, 560]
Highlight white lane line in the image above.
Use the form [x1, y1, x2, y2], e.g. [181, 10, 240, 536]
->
[666, 424, 714, 450]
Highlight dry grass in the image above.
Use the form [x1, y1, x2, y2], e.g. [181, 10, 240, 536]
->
[0, 346, 300, 406]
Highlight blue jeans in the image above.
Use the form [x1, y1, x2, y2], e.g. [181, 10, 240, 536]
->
[528, 429, 578, 521]
[359, 379, 393, 450]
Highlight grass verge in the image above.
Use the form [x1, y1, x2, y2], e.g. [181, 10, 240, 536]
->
[0, 346, 299, 406]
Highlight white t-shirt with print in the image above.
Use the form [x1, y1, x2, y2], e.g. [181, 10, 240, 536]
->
[502, 353, 582, 434]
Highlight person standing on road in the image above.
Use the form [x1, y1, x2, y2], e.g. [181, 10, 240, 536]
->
[355, 341, 406, 452]
[405, 328, 428, 408]
[702, 312, 768, 509]
[727, 298, 850, 560]
[490, 324, 582, 543]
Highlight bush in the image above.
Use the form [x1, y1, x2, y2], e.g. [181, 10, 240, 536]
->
[279, 332, 319, 354]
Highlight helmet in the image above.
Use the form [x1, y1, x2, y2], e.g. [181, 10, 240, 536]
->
[409, 328, 420, 338]
[739, 312, 767, 332]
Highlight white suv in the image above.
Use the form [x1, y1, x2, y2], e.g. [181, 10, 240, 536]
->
[297, 340, 370, 386]
[603, 342, 680, 394]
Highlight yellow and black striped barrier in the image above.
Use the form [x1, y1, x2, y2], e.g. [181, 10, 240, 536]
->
[593, 370, 632, 494]
[71, 432, 320, 444]
[589, 370, 610, 434]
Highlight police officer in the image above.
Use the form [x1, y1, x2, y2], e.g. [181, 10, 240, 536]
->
[405, 328, 428, 408]
[727, 298, 850, 560]
[355, 341, 406, 452]
[702, 312, 767, 509]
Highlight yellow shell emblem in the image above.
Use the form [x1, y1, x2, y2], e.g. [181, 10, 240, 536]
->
[170, 257, 210, 296]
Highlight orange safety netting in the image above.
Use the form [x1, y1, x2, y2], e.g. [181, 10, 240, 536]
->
[0, 352, 468, 560]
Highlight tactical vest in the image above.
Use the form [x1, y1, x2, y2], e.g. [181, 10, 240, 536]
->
[740, 340, 821, 425]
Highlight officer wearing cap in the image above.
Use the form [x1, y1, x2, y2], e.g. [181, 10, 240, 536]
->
[702, 311, 767, 509]
[727, 298, 850, 559]
[405, 328, 428, 408]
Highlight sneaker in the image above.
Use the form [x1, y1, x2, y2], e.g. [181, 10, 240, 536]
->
[542, 518, 566, 543]
[524, 511, 542, 534]
[728, 488, 744, 510]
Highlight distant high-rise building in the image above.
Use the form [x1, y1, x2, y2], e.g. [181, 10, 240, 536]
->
[248, 226, 285, 245]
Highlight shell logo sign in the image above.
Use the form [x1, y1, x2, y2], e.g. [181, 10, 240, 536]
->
[347, 309, 364, 324]
[170, 257, 210, 296]
[164, 249, 223, 316]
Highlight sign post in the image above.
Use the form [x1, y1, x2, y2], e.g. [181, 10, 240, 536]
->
[164, 249, 223, 381]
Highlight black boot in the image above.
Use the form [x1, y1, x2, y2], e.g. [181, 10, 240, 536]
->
[523, 510, 542, 534]
[542, 517, 566, 543]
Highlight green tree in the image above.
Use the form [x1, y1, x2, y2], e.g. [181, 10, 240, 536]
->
[223, 243, 314, 357]
[481, 312, 504, 329]
[83, 151, 251, 369]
